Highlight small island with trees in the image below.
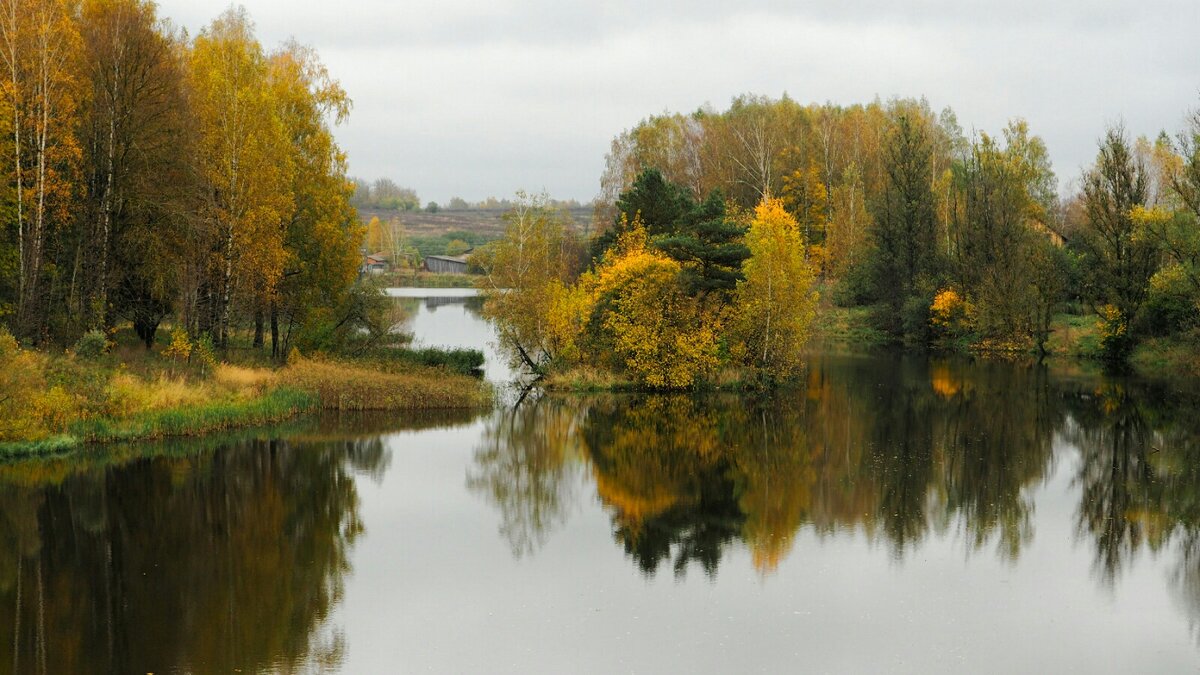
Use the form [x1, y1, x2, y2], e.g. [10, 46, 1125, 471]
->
[482, 96, 1200, 390]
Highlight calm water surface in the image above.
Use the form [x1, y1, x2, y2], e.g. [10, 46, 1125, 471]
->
[3, 290, 1200, 673]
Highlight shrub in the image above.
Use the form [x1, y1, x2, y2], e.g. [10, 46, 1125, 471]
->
[0, 329, 48, 441]
[35, 386, 79, 433]
[194, 334, 217, 373]
[74, 330, 109, 359]
[902, 293, 934, 344]
[1099, 304, 1135, 363]
[162, 328, 193, 363]
[0, 326, 18, 359]
[392, 347, 485, 376]
[929, 288, 974, 342]
[1136, 265, 1199, 337]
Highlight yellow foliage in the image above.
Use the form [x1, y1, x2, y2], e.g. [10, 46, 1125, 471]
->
[542, 281, 589, 365]
[1098, 304, 1127, 342]
[162, 328, 193, 362]
[929, 288, 974, 337]
[0, 338, 50, 441]
[35, 387, 78, 434]
[579, 223, 720, 388]
[734, 198, 818, 377]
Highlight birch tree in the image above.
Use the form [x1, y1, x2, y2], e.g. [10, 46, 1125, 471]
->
[188, 7, 290, 345]
[734, 198, 818, 378]
[0, 0, 80, 340]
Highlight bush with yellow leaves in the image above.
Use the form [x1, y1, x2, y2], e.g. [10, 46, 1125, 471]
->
[576, 224, 720, 389]
[929, 288, 974, 341]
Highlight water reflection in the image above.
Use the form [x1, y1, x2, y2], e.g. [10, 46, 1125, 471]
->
[471, 355, 1200, 590]
[0, 410, 480, 675]
[6, 351, 1200, 670]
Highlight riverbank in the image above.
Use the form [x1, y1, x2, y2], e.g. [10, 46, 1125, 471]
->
[537, 305, 1200, 393]
[0, 339, 491, 459]
[374, 270, 480, 288]
[812, 303, 1200, 379]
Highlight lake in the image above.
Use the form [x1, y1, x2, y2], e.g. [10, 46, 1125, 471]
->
[2, 289, 1200, 673]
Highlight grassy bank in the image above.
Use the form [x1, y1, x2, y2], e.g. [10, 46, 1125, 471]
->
[813, 301, 1200, 379]
[375, 270, 479, 288]
[810, 305, 894, 348]
[0, 338, 491, 459]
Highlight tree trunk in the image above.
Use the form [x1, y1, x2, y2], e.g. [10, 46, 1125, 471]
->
[270, 300, 279, 359]
[252, 306, 263, 348]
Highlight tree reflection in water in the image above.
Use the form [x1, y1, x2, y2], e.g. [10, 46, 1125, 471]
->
[470, 353, 1200, 611]
[467, 394, 585, 558]
[1066, 378, 1200, 623]
[0, 431, 387, 675]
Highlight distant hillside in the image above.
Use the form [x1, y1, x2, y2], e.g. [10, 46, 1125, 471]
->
[357, 207, 595, 238]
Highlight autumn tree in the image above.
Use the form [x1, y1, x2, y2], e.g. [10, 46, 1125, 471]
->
[733, 198, 818, 378]
[869, 107, 941, 338]
[826, 162, 872, 280]
[579, 224, 720, 388]
[0, 0, 81, 340]
[780, 162, 828, 263]
[264, 41, 358, 357]
[944, 121, 1063, 347]
[77, 0, 193, 345]
[482, 191, 581, 372]
[1076, 125, 1158, 361]
[1139, 110, 1200, 308]
[188, 8, 291, 346]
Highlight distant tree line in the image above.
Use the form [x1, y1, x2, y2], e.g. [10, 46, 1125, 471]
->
[350, 180, 587, 214]
[0, 1, 363, 356]
[597, 94, 1200, 362]
[350, 177, 421, 212]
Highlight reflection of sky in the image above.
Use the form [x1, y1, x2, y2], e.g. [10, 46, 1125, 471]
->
[338, 424, 1196, 673]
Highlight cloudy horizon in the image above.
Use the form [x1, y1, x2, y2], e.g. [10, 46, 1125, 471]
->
[158, 0, 1200, 204]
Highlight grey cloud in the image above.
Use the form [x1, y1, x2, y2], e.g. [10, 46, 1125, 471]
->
[161, 1, 1200, 202]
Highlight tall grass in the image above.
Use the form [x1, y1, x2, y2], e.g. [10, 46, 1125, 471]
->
[280, 356, 490, 410]
[0, 328, 491, 458]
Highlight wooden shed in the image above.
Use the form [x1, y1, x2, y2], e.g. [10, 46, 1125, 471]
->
[424, 254, 470, 274]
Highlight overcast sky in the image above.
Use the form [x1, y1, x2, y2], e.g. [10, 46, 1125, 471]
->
[157, 1, 1200, 204]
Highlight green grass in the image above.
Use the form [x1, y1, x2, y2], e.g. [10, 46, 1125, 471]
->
[389, 347, 485, 376]
[810, 305, 893, 348]
[70, 387, 317, 444]
[1130, 332, 1200, 378]
[371, 270, 479, 288]
[0, 389, 316, 459]
[1045, 313, 1101, 357]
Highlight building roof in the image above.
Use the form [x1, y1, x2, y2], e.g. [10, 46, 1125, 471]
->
[425, 254, 471, 264]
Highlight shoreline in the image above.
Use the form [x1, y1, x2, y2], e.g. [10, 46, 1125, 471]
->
[0, 354, 493, 461]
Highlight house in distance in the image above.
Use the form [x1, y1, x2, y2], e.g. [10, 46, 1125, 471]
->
[424, 251, 471, 274]
[362, 251, 391, 274]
